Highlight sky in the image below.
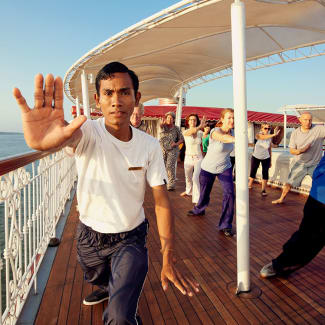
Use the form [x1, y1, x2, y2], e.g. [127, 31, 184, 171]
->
[1, 0, 325, 132]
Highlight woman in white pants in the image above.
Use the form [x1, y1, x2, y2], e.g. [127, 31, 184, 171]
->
[181, 114, 206, 204]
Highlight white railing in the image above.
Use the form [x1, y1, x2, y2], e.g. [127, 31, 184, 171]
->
[0, 150, 77, 325]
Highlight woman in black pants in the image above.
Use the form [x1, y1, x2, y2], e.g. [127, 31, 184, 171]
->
[248, 124, 280, 195]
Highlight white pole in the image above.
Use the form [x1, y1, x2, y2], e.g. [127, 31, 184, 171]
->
[231, 0, 250, 293]
[175, 86, 184, 127]
[284, 112, 287, 149]
[81, 70, 91, 119]
[76, 96, 81, 117]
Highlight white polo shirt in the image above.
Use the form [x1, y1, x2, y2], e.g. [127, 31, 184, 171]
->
[74, 118, 167, 233]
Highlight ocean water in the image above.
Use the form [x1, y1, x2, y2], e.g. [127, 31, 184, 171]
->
[0, 132, 32, 159]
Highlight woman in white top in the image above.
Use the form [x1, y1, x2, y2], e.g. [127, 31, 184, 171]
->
[181, 114, 206, 203]
[248, 124, 280, 195]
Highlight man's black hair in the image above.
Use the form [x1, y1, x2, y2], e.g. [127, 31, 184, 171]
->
[95, 62, 139, 97]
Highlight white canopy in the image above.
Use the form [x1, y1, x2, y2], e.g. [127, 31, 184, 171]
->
[282, 104, 325, 123]
[64, 0, 325, 108]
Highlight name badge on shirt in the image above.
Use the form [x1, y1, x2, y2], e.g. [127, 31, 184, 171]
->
[128, 167, 143, 171]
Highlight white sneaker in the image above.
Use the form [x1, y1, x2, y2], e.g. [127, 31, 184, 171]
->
[260, 262, 277, 278]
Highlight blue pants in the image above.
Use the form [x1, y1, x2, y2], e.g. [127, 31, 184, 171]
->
[193, 168, 234, 230]
[76, 220, 149, 325]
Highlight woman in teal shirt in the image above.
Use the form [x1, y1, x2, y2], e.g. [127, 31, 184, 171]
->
[202, 125, 210, 156]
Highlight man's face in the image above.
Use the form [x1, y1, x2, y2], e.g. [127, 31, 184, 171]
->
[130, 106, 142, 128]
[95, 72, 140, 128]
[299, 113, 312, 130]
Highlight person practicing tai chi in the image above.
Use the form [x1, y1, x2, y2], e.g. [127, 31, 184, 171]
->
[187, 109, 235, 237]
[159, 112, 184, 191]
[202, 124, 211, 157]
[272, 112, 325, 204]
[130, 102, 148, 132]
[248, 124, 280, 196]
[13, 62, 199, 325]
[260, 154, 325, 278]
[180, 114, 206, 204]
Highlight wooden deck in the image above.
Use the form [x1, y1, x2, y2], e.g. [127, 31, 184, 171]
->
[34, 164, 325, 324]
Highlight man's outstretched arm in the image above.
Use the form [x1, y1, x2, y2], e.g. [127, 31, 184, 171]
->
[13, 73, 86, 152]
[151, 185, 200, 296]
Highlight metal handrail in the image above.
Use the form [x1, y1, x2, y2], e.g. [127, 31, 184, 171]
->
[0, 149, 77, 324]
[0, 151, 50, 176]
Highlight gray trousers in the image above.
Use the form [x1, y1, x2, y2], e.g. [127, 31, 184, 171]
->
[76, 220, 149, 325]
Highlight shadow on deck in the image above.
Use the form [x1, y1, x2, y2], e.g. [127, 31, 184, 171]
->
[33, 163, 325, 324]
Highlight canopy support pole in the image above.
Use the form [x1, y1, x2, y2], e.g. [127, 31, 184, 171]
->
[81, 70, 91, 119]
[231, 0, 250, 294]
[76, 97, 81, 117]
[175, 86, 184, 127]
[284, 111, 287, 149]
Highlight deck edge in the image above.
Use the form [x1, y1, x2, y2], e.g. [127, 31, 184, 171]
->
[17, 186, 77, 325]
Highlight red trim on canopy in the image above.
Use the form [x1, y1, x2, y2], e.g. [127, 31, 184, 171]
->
[143, 106, 299, 125]
[71, 105, 299, 125]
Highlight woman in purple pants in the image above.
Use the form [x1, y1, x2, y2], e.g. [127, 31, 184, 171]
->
[187, 109, 235, 237]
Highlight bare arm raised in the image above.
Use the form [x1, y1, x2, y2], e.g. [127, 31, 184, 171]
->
[183, 115, 207, 136]
[13, 73, 87, 152]
[256, 126, 280, 140]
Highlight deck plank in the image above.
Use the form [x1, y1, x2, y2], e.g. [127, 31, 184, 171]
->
[35, 163, 325, 324]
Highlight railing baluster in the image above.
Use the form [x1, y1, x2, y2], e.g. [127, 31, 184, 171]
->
[0, 150, 77, 324]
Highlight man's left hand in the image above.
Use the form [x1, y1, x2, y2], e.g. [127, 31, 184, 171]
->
[161, 252, 199, 296]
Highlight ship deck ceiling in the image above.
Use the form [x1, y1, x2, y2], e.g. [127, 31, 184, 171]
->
[34, 163, 325, 324]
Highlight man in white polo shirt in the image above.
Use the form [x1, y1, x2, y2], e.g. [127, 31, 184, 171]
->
[13, 62, 199, 325]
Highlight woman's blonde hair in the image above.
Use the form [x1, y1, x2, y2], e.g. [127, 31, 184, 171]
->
[220, 108, 234, 122]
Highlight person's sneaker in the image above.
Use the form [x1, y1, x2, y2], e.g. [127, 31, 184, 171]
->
[83, 288, 109, 306]
[187, 210, 205, 216]
[221, 228, 234, 237]
[261, 190, 267, 196]
[260, 262, 277, 278]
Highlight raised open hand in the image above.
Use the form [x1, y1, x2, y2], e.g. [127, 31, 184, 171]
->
[13, 74, 86, 151]
[159, 117, 167, 127]
[273, 126, 281, 136]
[199, 115, 207, 129]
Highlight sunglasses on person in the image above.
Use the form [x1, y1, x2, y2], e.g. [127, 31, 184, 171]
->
[263, 127, 270, 130]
